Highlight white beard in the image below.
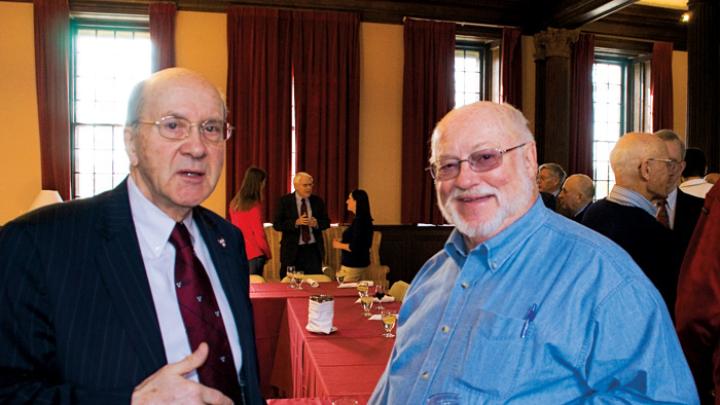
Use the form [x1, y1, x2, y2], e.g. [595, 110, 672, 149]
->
[438, 176, 535, 242]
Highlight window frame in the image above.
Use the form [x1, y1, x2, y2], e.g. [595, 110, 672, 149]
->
[454, 36, 496, 107]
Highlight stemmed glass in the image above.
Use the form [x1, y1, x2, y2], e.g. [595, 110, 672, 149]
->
[360, 295, 374, 317]
[381, 310, 397, 338]
[374, 284, 387, 312]
[356, 280, 369, 298]
[294, 270, 304, 290]
[287, 266, 296, 289]
[336, 273, 345, 286]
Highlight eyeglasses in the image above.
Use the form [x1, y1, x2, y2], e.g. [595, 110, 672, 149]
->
[427, 142, 529, 181]
[135, 115, 233, 143]
[646, 157, 678, 169]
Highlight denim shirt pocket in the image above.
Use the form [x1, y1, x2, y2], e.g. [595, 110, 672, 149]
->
[453, 308, 533, 400]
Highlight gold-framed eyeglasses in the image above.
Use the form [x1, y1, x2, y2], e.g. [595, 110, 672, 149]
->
[135, 115, 233, 143]
[646, 157, 678, 169]
[427, 142, 529, 181]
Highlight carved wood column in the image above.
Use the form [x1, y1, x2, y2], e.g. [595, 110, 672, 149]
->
[687, 0, 720, 171]
[534, 28, 579, 170]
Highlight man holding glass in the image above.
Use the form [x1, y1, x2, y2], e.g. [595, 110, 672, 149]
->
[0, 68, 263, 404]
[370, 102, 697, 404]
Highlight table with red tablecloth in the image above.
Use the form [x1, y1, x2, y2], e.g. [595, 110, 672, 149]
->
[250, 282, 398, 403]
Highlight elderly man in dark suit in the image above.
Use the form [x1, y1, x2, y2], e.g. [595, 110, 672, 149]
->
[273, 172, 331, 279]
[0, 68, 264, 404]
[557, 174, 594, 222]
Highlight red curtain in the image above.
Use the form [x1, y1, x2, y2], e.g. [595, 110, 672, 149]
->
[569, 33, 594, 177]
[401, 19, 455, 224]
[149, 1, 176, 72]
[34, 0, 71, 200]
[226, 7, 293, 222]
[500, 27, 522, 109]
[291, 10, 360, 223]
[652, 41, 674, 132]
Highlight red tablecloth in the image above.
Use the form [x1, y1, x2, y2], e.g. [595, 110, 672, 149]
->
[250, 282, 368, 398]
[250, 282, 398, 404]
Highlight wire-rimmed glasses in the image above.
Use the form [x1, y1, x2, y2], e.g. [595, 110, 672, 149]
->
[427, 142, 529, 181]
[135, 115, 233, 143]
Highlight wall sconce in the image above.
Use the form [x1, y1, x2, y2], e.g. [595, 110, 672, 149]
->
[681, 12, 691, 23]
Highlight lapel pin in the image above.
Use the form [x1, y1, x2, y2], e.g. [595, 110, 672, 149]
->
[218, 237, 226, 248]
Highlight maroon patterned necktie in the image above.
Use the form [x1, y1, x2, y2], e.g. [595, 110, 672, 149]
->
[169, 222, 242, 401]
[300, 199, 311, 243]
[655, 199, 670, 228]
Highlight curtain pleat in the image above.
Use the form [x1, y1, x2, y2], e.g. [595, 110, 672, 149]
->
[569, 33, 594, 177]
[501, 27, 522, 109]
[401, 19, 455, 224]
[652, 41, 674, 132]
[226, 7, 293, 223]
[291, 10, 360, 223]
[34, 0, 71, 200]
[149, 1, 176, 72]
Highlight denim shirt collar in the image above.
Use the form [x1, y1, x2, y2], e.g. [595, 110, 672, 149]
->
[445, 196, 549, 273]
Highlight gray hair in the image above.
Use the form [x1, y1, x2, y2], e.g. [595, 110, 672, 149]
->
[538, 163, 567, 185]
[654, 129, 686, 159]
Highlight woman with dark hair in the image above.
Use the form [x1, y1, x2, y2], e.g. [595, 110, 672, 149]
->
[332, 189, 374, 282]
[229, 166, 271, 275]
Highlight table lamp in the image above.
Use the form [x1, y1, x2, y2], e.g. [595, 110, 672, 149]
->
[28, 189, 63, 212]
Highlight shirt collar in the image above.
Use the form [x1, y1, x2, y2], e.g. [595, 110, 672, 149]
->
[444, 196, 549, 273]
[128, 176, 195, 258]
[667, 187, 678, 211]
[606, 185, 656, 217]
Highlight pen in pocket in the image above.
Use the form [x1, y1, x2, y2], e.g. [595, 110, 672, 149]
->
[520, 303, 538, 338]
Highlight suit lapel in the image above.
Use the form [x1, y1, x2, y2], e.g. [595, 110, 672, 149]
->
[95, 181, 166, 373]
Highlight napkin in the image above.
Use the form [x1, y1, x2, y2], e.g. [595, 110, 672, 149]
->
[338, 280, 375, 288]
[354, 295, 395, 304]
[368, 314, 382, 321]
[302, 278, 320, 288]
[306, 299, 334, 334]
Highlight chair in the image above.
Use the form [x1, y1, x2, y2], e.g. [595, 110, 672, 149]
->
[249, 274, 266, 284]
[388, 280, 410, 302]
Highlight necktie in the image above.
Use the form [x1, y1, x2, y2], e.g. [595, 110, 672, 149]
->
[169, 222, 242, 401]
[655, 199, 670, 228]
[300, 199, 311, 243]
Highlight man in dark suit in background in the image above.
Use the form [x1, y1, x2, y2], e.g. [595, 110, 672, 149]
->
[273, 172, 330, 279]
[0, 68, 263, 404]
[557, 174, 594, 222]
[655, 130, 704, 258]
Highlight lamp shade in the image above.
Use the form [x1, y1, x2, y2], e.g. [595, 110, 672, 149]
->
[28, 190, 63, 212]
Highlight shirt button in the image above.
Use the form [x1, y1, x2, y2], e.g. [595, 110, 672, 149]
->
[461, 282, 469, 289]
[490, 261, 497, 269]
[421, 371, 430, 380]
[441, 325, 449, 333]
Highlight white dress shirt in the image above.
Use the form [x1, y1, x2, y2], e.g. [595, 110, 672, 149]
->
[667, 187, 678, 229]
[127, 177, 242, 382]
[294, 193, 317, 245]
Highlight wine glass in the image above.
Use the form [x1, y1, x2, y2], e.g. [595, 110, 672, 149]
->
[374, 284, 387, 312]
[356, 280, 369, 298]
[381, 310, 397, 338]
[287, 266, 296, 289]
[336, 272, 345, 286]
[360, 295, 374, 317]
[294, 270, 304, 290]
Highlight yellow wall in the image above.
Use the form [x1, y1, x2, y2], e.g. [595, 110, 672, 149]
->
[359, 23, 403, 224]
[672, 50, 688, 142]
[0, 2, 41, 225]
[175, 11, 228, 217]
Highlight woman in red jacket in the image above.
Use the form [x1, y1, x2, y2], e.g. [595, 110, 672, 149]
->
[229, 166, 272, 275]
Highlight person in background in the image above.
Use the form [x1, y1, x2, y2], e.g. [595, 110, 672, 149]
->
[333, 189, 374, 282]
[370, 102, 697, 404]
[229, 166, 272, 276]
[654, 130, 704, 259]
[582, 132, 681, 312]
[537, 162, 566, 210]
[557, 174, 594, 222]
[0, 68, 263, 404]
[273, 172, 330, 279]
[681, 147, 714, 199]
[676, 182, 720, 404]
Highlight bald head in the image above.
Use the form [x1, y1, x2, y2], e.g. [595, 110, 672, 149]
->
[558, 174, 594, 217]
[126, 67, 226, 126]
[610, 132, 671, 200]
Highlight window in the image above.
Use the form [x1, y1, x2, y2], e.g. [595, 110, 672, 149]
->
[70, 21, 151, 199]
[454, 41, 494, 108]
[591, 55, 650, 199]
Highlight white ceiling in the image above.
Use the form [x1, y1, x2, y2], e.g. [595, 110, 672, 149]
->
[637, 0, 688, 10]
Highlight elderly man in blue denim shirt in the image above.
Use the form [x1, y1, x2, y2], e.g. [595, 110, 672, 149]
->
[369, 102, 698, 404]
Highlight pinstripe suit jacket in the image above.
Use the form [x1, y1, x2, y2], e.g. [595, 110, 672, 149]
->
[0, 180, 264, 404]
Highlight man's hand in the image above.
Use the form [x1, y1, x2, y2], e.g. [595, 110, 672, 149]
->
[296, 213, 311, 227]
[131, 343, 233, 405]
